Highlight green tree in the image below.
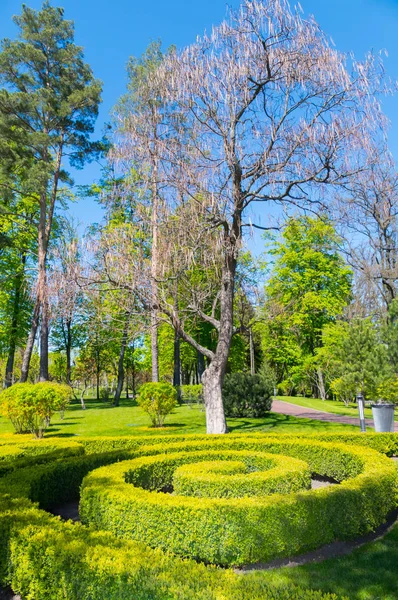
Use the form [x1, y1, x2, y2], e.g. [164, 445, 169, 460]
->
[0, 2, 102, 382]
[262, 217, 352, 397]
[331, 319, 392, 401]
[0, 192, 37, 387]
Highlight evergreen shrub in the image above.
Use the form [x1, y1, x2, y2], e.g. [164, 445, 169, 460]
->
[222, 372, 273, 417]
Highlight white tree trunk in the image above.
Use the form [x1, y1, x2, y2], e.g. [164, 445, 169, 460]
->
[202, 363, 227, 434]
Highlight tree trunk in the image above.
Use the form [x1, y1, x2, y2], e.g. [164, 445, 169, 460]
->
[151, 312, 159, 382]
[249, 328, 255, 375]
[65, 319, 72, 385]
[150, 154, 159, 382]
[201, 254, 236, 433]
[197, 351, 205, 383]
[38, 145, 62, 382]
[4, 256, 25, 387]
[20, 296, 40, 383]
[202, 362, 227, 434]
[39, 273, 49, 381]
[114, 313, 130, 407]
[317, 367, 327, 400]
[173, 329, 181, 402]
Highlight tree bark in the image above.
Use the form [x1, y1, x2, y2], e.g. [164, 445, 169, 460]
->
[197, 351, 205, 382]
[66, 319, 72, 385]
[201, 251, 236, 433]
[114, 313, 130, 406]
[4, 256, 25, 388]
[150, 152, 159, 382]
[173, 328, 181, 401]
[39, 269, 49, 381]
[38, 145, 62, 382]
[249, 328, 255, 376]
[202, 362, 228, 434]
[20, 296, 40, 383]
[317, 367, 326, 400]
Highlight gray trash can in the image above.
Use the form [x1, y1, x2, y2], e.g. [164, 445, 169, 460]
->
[371, 403, 395, 432]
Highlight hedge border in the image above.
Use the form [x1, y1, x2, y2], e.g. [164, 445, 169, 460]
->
[80, 437, 397, 565]
[0, 431, 396, 598]
[0, 436, 348, 600]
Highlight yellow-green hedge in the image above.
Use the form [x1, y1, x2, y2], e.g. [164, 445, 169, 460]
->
[172, 451, 311, 498]
[0, 431, 396, 597]
[79, 437, 397, 566]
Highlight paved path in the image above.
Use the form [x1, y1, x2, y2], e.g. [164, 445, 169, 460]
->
[272, 400, 398, 432]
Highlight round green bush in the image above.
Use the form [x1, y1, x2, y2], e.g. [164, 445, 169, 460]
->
[137, 382, 177, 427]
[222, 373, 273, 417]
[0, 382, 72, 437]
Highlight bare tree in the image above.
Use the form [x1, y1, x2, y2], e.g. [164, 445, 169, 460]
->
[49, 223, 83, 385]
[112, 0, 386, 433]
[337, 152, 398, 309]
[113, 42, 174, 383]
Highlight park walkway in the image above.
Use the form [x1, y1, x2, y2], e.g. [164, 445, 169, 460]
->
[272, 400, 398, 432]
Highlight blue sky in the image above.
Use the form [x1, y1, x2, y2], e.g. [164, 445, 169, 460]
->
[1, 0, 398, 231]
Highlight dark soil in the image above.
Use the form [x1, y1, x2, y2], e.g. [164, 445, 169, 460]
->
[0, 587, 20, 600]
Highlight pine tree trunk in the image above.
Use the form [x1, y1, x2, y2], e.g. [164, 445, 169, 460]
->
[39, 272, 49, 381]
[249, 328, 255, 375]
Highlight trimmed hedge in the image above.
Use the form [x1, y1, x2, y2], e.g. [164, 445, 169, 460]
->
[80, 437, 397, 566]
[171, 451, 311, 498]
[0, 431, 396, 597]
[0, 437, 347, 600]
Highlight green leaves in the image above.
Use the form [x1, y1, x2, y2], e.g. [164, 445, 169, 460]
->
[261, 217, 352, 395]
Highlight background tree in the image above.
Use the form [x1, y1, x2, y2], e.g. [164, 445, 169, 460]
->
[261, 216, 352, 398]
[0, 193, 36, 387]
[0, 1, 102, 382]
[113, 41, 174, 383]
[337, 153, 398, 309]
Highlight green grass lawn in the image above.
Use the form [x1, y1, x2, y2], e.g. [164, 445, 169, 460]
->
[276, 395, 397, 420]
[0, 397, 359, 438]
[246, 519, 398, 600]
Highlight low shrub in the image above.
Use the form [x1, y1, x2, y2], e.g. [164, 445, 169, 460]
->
[0, 383, 72, 437]
[180, 384, 203, 406]
[172, 452, 311, 498]
[137, 382, 177, 427]
[377, 377, 398, 404]
[222, 373, 273, 417]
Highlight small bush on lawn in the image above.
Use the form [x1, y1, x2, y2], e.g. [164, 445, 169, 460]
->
[137, 382, 177, 427]
[377, 377, 398, 404]
[180, 384, 203, 406]
[0, 382, 72, 438]
[222, 373, 273, 417]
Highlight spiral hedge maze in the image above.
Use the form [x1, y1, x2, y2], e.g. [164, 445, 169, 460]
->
[0, 432, 397, 599]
